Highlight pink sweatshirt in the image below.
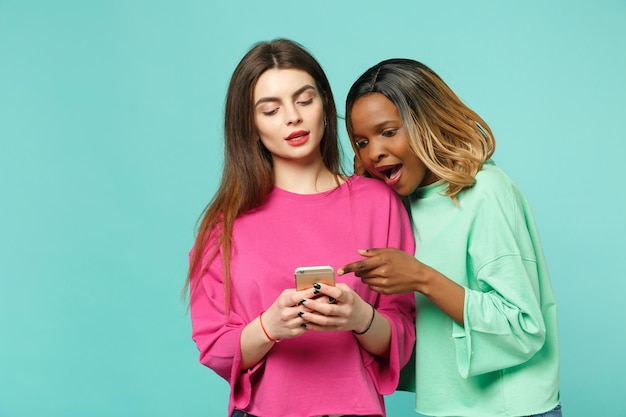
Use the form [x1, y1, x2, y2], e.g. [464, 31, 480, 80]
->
[190, 175, 416, 417]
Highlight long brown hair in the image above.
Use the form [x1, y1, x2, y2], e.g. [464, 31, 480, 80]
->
[346, 58, 495, 199]
[185, 39, 341, 313]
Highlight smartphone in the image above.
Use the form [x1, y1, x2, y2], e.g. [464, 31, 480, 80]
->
[294, 265, 335, 291]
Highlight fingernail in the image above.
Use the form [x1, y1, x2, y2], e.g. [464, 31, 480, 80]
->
[328, 296, 336, 303]
[313, 289, 319, 295]
[297, 311, 304, 318]
[313, 283, 321, 290]
[299, 299, 307, 305]
[300, 323, 307, 328]
[337, 269, 344, 275]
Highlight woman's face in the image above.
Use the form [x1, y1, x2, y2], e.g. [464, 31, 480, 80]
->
[350, 92, 437, 196]
[253, 68, 325, 164]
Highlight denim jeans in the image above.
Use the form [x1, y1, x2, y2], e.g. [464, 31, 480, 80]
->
[231, 407, 561, 417]
[231, 412, 359, 417]
[528, 403, 562, 417]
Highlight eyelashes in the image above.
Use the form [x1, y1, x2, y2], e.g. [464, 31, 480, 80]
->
[260, 97, 314, 117]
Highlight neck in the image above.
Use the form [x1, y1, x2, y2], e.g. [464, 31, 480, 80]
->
[272, 157, 339, 194]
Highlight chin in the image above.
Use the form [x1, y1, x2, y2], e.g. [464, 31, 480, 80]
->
[394, 183, 415, 196]
[396, 189, 411, 197]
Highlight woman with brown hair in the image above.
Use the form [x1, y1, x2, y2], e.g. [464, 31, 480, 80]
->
[186, 41, 415, 417]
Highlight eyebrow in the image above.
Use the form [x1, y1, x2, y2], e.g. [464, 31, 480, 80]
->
[373, 120, 396, 129]
[352, 120, 397, 136]
[254, 84, 316, 107]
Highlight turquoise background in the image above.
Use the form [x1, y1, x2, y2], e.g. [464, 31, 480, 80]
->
[1, 1, 624, 416]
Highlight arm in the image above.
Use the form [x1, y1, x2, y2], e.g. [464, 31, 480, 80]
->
[453, 255, 547, 377]
[451, 175, 548, 377]
[339, 248, 465, 325]
[337, 248, 545, 377]
[189, 250, 290, 376]
[239, 316, 275, 370]
[352, 303, 392, 357]
[341, 171, 550, 377]
[189, 260, 246, 381]
[239, 288, 314, 370]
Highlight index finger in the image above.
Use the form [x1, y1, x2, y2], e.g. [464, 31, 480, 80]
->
[337, 260, 363, 275]
[340, 247, 396, 275]
[338, 253, 381, 276]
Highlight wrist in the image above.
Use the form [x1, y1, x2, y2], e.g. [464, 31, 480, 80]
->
[259, 311, 281, 343]
[416, 263, 437, 295]
[353, 303, 375, 335]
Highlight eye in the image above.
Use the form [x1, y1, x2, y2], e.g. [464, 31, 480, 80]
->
[262, 108, 279, 116]
[297, 97, 313, 106]
[382, 129, 397, 138]
[354, 138, 369, 149]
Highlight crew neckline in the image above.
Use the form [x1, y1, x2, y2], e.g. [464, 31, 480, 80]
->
[271, 175, 354, 202]
[410, 180, 447, 200]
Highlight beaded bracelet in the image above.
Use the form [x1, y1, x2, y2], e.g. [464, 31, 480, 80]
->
[259, 311, 280, 343]
[352, 304, 376, 335]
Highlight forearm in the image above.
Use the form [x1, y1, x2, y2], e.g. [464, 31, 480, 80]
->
[353, 306, 391, 357]
[239, 315, 275, 370]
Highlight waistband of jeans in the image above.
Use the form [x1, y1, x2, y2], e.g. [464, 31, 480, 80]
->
[232, 411, 360, 417]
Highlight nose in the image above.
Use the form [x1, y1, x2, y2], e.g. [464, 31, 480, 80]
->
[366, 139, 387, 163]
[285, 104, 302, 125]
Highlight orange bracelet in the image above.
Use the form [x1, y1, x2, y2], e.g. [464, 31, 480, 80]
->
[259, 311, 279, 343]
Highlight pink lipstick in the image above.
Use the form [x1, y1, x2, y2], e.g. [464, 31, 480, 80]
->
[285, 130, 309, 146]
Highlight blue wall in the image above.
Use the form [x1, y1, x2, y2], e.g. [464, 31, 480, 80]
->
[1, 1, 624, 416]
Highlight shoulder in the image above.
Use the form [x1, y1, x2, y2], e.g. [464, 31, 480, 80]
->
[474, 161, 514, 191]
[458, 161, 536, 234]
[348, 175, 398, 198]
[345, 176, 408, 220]
[461, 160, 518, 205]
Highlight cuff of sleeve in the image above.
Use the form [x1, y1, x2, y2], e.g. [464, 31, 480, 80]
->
[229, 329, 265, 410]
[452, 288, 473, 379]
[365, 309, 410, 395]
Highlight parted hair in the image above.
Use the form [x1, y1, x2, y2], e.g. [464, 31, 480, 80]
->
[185, 39, 341, 312]
[345, 58, 495, 199]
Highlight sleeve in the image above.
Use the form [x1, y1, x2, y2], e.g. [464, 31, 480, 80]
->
[363, 190, 417, 394]
[188, 247, 261, 410]
[452, 178, 547, 378]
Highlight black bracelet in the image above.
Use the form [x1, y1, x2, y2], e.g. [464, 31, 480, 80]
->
[353, 304, 376, 335]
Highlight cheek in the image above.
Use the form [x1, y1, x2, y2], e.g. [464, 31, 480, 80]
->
[255, 118, 277, 139]
[311, 105, 324, 126]
[358, 154, 379, 177]
[405, 157, 427, 184]
[355, 149, 368, 164]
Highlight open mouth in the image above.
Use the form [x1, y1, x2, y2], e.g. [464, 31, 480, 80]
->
[379, 164, 401, 179]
